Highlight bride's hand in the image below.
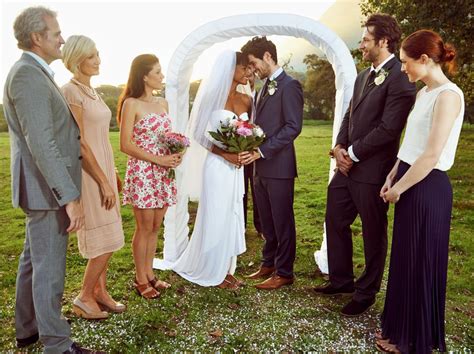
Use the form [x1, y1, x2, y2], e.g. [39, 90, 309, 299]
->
[223, 152, 241, 167]
[239, 150, 260, 165]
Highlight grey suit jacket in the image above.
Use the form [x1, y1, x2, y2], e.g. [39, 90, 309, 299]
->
[3, 53, 82, 210]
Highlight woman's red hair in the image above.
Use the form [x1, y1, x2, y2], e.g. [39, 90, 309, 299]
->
[401, 30, 457, 75]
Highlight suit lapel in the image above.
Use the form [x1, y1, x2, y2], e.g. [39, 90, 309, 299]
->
[257, 71, 286, 116]
[352, 57, 398, 113]
[22, 54, 78, 124]
[352, 69, 374, 112]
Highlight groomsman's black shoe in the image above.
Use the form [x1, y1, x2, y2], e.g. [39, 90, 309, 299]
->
[16, 332, 39, 348]
[63, 342, 105, 354]
[340, 298, 375, 317]
[312, 282, 354, 297]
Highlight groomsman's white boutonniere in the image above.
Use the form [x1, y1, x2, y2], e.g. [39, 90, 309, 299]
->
[374, 68, 389, 86]
[267, 79, 278, 95]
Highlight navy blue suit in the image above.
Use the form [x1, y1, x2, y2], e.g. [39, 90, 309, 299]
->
[253, 70, 303, 278]
[326, 57, 416, 302]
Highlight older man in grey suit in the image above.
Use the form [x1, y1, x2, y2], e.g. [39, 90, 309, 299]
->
[3, 6, 97, 354]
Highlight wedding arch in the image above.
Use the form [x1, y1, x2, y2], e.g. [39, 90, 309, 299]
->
[156, 13, 357, 273]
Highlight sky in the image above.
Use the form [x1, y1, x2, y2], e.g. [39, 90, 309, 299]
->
[1, 0, 363, 96]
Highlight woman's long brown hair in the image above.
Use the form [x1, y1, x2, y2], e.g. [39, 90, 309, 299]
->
[116, 54, 159, 125]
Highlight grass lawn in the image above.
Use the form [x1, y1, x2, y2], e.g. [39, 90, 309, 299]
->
[0, 121, 472, 351]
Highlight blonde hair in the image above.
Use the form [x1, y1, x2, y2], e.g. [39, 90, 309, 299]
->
[62, 35, 96, 74]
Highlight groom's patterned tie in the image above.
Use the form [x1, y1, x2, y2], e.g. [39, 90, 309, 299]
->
[258, 79, 270, 107]
[365, 70, 376, 92]
[261, 79, 270, 97]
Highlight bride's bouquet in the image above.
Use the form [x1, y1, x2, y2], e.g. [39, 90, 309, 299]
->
[208, 116, 265, 153]
[164, 132, 190, 179]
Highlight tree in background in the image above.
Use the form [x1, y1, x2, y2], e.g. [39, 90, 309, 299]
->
[0, 105, 7, 132]
[96, 85, 123, 130]
[303, 54, 335, 120]
[360, 0, 473, 122]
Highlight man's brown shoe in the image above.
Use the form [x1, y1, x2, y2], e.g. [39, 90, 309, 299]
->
[245, 266, 275, 280]
[255, 275, 294, 290]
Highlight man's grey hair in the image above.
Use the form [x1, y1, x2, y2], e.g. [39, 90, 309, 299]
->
[13, 6, 57, 50]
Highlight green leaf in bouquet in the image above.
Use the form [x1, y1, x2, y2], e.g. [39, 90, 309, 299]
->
[228, 139, 240, 150]
[240, 138, 250, 151]
[208, 131, 219, 139]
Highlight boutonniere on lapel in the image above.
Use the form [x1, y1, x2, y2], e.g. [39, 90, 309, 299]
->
[267, 79, 278, 96]
[374, 68, 389, 86]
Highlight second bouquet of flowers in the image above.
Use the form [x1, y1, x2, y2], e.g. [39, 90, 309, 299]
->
[208, 115, 265, 153]
[164, 132, 190, 179]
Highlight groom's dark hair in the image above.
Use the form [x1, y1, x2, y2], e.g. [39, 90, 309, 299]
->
[241, 36, 278, 64]
[364, 13, 402, 53]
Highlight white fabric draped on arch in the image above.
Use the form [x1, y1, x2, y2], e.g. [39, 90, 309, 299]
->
[153, 13, 357, 275]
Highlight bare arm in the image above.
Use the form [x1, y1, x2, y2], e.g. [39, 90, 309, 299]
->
[211, 145, 240, 166]
[384, 90, 461, 202]
[69, 104, 116, 210]
[380, 159, 401, 202]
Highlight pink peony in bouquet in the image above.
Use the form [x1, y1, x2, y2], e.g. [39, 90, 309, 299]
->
[208, 116, 265, 153]
[164, 132, 190, 179]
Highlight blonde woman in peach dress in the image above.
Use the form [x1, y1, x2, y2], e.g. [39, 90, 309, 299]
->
[62, 35, 125, 320]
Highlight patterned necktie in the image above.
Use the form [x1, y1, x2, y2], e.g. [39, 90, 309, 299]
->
[366, 70, 376, 89]
[364, 70, 376, 92]
[260, 79, 270, 100]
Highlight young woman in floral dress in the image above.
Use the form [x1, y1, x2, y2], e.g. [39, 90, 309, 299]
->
[118, 54, 182, 299]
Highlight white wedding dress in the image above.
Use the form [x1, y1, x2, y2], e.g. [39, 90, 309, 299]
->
[160, 109, 247, 286]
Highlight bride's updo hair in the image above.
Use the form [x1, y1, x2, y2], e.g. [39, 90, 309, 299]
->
[236, 51, 248, 66]
[401, 30, 457, 75]
[117, 54, 159, 124]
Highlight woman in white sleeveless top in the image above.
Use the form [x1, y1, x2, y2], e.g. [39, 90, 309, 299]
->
[376, 30, 464, 353]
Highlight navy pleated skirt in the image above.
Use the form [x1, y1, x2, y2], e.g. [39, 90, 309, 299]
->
[381, 161, 452, 354]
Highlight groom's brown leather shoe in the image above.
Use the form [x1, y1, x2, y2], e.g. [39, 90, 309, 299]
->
[245, 266, 275, 280]
[255, 274, 294, 290]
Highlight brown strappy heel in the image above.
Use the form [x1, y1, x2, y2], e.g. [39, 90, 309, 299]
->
[217, 277, 239, 290]
[134, 281, 160, 299]
[149, 276, 171, 290]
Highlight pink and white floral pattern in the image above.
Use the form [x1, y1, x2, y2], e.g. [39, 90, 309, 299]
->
[122, 112, 177, 209]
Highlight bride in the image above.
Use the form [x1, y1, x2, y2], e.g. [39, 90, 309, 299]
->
[160, 50, 251, 289]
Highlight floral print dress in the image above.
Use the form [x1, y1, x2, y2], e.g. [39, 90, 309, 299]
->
[122, 112, 177, 209]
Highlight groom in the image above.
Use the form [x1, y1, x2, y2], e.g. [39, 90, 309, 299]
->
[240, 36, 303, 290]
[313, 14, 416, 316]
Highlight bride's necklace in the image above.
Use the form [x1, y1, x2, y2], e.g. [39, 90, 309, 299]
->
[71, 78, 99, 100]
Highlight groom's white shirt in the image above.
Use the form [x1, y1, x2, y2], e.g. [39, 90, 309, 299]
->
[348, 53, 395, 162]
[268, 67, 283, 82]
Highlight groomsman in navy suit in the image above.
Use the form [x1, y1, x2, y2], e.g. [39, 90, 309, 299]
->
[313, 14, 416, 316]
[240, 36, 304, 290]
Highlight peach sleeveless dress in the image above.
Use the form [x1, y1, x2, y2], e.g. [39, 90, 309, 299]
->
[62, 80, 124, 259]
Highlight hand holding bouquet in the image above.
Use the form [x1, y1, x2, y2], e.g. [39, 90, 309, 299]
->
[164, 132, 190, 179]
[208, 116, 265, 153]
